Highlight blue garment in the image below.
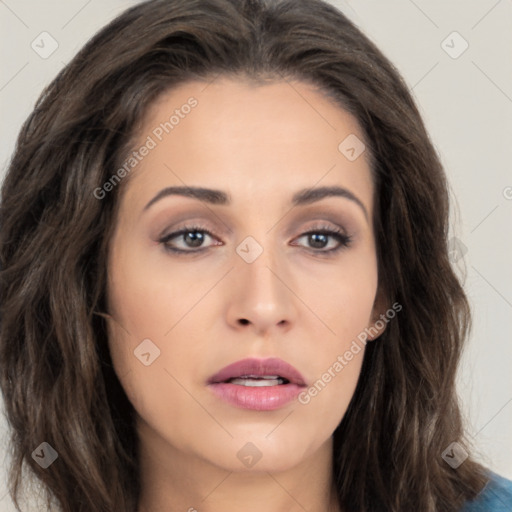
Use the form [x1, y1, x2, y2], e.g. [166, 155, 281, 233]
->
[461, 472, 512, 511]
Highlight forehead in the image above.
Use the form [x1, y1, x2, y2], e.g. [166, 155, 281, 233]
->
[120, 78, 373, 214]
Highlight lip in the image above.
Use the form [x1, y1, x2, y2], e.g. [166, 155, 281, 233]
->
[207, 357, 307, 411]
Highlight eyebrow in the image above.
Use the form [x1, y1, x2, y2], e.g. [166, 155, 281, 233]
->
[143, 185, 368, 220]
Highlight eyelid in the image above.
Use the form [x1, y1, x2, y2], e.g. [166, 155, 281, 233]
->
[286, 207, 358, 231]
[159, 220, 217, 240]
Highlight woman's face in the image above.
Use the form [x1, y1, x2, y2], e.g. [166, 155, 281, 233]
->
[106, 78, 384, 473]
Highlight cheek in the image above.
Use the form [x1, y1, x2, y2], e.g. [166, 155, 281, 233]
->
[301, 350, 364, 407]
[106, 239, 185, 339]
[104, 239, 218, 433]
[298, 250, 378, 341]
[295, 252, 377, 414]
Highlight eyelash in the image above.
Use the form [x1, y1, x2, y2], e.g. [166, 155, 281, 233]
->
[158, 224, 353, 256]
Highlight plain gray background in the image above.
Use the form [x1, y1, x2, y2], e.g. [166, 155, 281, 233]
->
[1, 0, 511, 510]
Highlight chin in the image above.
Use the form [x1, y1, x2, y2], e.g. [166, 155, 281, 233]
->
[196, 429, 326, 474]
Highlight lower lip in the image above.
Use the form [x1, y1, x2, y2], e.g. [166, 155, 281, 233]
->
[208, 382, 304, 411]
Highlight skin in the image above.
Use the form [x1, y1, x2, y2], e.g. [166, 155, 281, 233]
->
[106, 78, 387, 512]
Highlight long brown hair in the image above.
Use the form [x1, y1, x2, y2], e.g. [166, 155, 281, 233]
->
[0, 0, 487, 510]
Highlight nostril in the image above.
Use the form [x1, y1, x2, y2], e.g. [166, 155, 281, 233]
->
[239, 318, 250, 325]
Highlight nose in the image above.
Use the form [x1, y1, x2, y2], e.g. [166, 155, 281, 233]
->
[225, 242, 297, 337]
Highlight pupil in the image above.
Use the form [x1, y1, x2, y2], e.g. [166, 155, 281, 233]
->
[309, 233, 327, 248]
[184, 231, 204, 247]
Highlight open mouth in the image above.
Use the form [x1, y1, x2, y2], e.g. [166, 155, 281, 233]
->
[226, 375, 290, 387]
[207, 357, 306, 410]
[208, 357, 306, 387]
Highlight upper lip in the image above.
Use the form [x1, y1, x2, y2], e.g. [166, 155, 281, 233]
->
[208, 357, 306, 386]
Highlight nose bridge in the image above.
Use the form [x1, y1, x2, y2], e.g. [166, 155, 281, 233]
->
[228, 231, 295, 332]
[236, 233, 282, 300]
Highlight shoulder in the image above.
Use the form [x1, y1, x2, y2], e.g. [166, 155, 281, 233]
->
[461, 472, 512, 511]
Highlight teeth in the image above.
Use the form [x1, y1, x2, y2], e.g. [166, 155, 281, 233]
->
[230, 377, 285, 387]
[240, 374, 280, 379]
